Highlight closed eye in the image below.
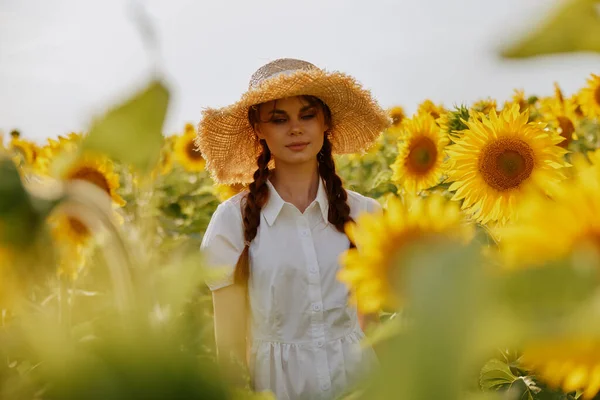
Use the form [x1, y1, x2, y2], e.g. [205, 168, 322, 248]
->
[302, 114, 316, 120]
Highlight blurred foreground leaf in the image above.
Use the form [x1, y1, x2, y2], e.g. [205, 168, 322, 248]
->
[501, 0, 600, 58]
[368, 241, 494, 400]
[82, 80, 169, 172]
[0, 158, 60, 248]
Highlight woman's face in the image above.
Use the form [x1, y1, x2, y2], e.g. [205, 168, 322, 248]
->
[254, 96, 329, 168]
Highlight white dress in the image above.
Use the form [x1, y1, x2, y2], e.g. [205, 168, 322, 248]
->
[201, 178, 380, 400]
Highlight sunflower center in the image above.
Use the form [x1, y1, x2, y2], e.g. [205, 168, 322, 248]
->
[68, 167, 111, 195]
[556, 116, 575, 148]
[406, 136, 438, 175]
[594, 85, 600, 106]
[479, 138, 535, 191]
[186, 140, 203, 161]
[391, 113, 404, 127]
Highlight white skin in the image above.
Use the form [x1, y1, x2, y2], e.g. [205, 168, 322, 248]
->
[212, 96, 375, 385]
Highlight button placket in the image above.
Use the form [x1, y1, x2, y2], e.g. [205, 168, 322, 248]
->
[296, 215, 332, 395]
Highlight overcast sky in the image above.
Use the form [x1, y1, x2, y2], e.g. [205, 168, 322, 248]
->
[1, 0, 599, 142]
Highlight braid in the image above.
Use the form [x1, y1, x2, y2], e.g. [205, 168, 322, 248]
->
[233, 140, 271, 285]
[318, 135, 356, 248]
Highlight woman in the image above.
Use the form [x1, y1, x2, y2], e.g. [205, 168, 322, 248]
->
[197, 58, 389, 399]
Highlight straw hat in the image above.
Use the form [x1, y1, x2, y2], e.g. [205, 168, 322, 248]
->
[196, 58, 390, 184]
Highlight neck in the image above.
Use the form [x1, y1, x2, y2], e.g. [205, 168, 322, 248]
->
[270, 160, 320, 213]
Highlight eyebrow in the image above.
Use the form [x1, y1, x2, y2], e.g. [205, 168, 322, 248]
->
[268, 105, 317, 115]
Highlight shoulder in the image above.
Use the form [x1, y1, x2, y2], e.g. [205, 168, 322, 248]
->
[202, 190, 247, 245]
[213, 190, 247, 220]
[345, 189, 382, 218]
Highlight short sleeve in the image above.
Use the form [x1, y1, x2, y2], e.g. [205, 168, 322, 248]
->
[364, 196, 383, 214]
[200, 201, 244, 291]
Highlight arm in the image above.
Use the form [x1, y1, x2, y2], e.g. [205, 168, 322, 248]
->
[201, 202, 248, 384]
[212, 284, 249, 386]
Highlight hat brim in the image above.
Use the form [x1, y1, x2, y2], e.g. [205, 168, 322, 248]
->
[196, 68, 390, 184]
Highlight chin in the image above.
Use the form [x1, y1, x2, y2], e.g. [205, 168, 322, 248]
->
[276, 150, 319, 166]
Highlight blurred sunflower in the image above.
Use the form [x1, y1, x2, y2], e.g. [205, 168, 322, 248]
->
[579, 73, 600, 119]
[62, 154, 125, 207]
[496, 150, 600, 268]
[387, 106, 407, 134]
[471, 98, 498, 115]
[9, 136, 38, 167]
[338, 193, 473, 314]
[50, 227, 86, 279]
[213, 183, 247, 202]
[445, 104, 568, 225]
[504, 89, 531, 113]
[391, 114, 448, 193]
[539, 83, 579, 148]
[47, 152, 126, 245]
[417, 99, 445, 120]
[151, 140, 174, 178]
[521, 337, 600, 399]
[174, 123, 205, 172]
[34, 132, 82, 175]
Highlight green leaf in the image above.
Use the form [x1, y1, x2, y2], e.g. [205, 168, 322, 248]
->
[82, 80, 170, 172]
[501, 0, 600, 58]
[480, 358, 518, 391]
[0, 158, 58, 248]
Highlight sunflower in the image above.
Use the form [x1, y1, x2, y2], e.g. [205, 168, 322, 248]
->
[521, 337, 600, 399]
[45, 152, 125, 245]
[471, 98, 498, 115]
[9, 137, 38, 167]
[417, 99, 446, 120]
[50, 223, 86, 278]
[579, 74, 600, 119]
[539, 83, 579, 149]
[62, 154, 125, 207]
[391, 114, 449, 193]
[387, 106, 407, 135]
[34, 133, 82, 175]
[337, 193, 474, 314]
[174, 123, 205, 172]
[509, 89, 530, 112]
[496, 150, 600, 268]
[213, 183, 247, 202]
[445, 104, 568, 225]
[436, 105, 470, 139]
[388, 106, 406, 127]
[151, 140, 174, 178]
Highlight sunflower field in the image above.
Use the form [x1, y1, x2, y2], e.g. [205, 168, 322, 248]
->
[1, 71, 600, 400]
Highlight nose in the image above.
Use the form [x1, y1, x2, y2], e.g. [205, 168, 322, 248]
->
[289, 119, 302, 136]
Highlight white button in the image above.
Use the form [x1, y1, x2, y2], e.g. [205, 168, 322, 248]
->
[320, 382, 331, 391]
[312, 303, 322, 312]
[316, 340, 324, 348]
[301, 229, 309, 237]
[309, 267, 318, 274]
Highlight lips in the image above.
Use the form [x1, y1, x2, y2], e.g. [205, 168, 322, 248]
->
[286, 142, 309, 151]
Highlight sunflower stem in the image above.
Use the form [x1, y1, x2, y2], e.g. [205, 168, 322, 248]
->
[63, 181, 135, 314]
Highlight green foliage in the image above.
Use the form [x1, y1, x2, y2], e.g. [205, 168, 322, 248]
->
[444, 105, 471, 139]
[501, 0, 600, 58]
[83, 80, 169, 173]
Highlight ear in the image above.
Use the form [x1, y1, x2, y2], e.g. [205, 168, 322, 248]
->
[254, 124, 265, 140]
